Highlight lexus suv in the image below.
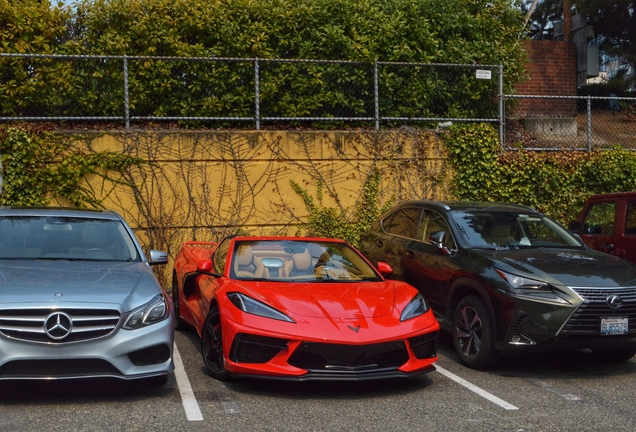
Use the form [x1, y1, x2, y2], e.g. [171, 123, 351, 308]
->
[359, 200, 636, 369]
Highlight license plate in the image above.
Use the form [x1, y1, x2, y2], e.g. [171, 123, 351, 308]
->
[601, 317, 628, 335]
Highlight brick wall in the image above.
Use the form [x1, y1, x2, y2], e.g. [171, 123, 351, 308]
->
[512, 40, 577, 118]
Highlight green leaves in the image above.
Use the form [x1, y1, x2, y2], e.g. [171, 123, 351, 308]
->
[444, 124, 636, 224]
[291, 170, 389, 247]
[0, 126, 142, 207]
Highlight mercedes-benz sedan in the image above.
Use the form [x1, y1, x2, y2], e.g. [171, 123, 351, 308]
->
[0, 207, 174, 384]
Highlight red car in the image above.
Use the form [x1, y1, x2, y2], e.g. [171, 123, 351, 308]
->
[172, 236, 439, 381]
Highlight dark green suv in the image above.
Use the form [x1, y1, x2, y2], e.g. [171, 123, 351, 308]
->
[359, 201, 636, 369]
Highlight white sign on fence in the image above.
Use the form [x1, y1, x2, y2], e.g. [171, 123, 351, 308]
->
[475, 69, 492, 80]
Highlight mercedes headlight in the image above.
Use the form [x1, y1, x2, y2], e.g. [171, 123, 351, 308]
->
[400, 293, 429, 322]
[227, 292, 295, 323]
[123, 294, 169, 330]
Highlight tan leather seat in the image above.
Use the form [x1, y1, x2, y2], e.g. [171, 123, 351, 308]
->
[484, 225, 515, 246]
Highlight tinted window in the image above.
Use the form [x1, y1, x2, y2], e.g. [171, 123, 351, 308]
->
[451, 211, 582, 249]
[383, 207, 422, 239]
[0, 216, 139, 261]
[420, 210, 456, 249]
[583, 201, 616, 235]
[625, 201, 636, 235]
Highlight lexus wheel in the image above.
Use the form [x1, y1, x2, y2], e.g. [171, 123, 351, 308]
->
[201, 305, 231, 381]
[452, 295, 499, 369]
[172, 274, 189, 331]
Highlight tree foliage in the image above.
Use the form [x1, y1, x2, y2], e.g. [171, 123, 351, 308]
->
[0, 0, 527, 123]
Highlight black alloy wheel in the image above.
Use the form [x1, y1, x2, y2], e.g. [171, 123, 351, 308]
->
[452, 295, 499, 369]
[201, 305, 231, 381]
[172, 275, 189, 331]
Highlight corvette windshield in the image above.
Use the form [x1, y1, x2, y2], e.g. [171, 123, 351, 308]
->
[230, 240, 382, 282]
[0, 216, 140, 261]
[450, 211, 584, 250]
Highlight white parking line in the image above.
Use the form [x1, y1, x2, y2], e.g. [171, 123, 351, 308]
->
[173, 343, 204, 421]
[435, 365, 519, 410]
[528, 378, 582, 401]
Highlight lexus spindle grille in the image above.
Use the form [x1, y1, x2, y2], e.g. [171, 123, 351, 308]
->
[561, 287, 636, 336]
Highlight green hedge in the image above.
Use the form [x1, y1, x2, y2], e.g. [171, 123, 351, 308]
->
[0, 0, 526, 123]
[444, 123, 636, 224]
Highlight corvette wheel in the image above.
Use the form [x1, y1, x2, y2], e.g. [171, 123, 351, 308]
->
[201, 305, 231, 381]
[452, 296, 499, 369]
[172, 275, 189, 331]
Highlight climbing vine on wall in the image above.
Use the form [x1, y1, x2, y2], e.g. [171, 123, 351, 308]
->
[0, 125, 143, 207]
[443, 123, 636, 224]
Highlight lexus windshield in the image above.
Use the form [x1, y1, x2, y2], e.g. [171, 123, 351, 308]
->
[450, 211, 584, 250]
[0, 216, 140, 261]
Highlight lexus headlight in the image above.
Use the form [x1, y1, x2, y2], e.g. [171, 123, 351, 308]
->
[123, 294, 169, 330]
[496, 270, 550, 291]
[227, 292, 295, 323]
[400, 293, 429, 322]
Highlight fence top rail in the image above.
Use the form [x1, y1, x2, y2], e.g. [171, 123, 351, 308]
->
[504, 94, 636, 101]
[0, 52, 499, 68]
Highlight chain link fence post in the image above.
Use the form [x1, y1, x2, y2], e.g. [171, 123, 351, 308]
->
[374, 61, 379, 130]
[587, 95, 592, 152]
[123, 54, 130, 130]
[255, 59, 260, 130]
[499, 64, 504, 149]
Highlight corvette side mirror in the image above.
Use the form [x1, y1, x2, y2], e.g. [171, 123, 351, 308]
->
[376, 261, 393, 277]
[196, 260, 220, 277]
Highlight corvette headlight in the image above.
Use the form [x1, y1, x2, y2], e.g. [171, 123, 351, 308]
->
[227, 292, 295, 323]
[400, 293, 429, 322]
[123, 294, 168, 330]
[496, 270, 551, 291]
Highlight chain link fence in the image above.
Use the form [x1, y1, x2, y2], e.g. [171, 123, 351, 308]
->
[503, 95, 636, 150]
[0, 53, 501, 130]
[4, 53, 635, 151]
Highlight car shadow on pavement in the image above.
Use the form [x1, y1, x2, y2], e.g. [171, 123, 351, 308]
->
[436, 329, 636, 380]
[0, 377, 174, 404]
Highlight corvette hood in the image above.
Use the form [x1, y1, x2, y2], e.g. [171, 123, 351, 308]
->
[240, 281, 396, 319]
[0, 260, 162, 311]
[473, 248, 636, 287]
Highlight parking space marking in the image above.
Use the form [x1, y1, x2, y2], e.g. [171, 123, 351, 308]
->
[528, 378, 582, 401]
[435, 365, 519, 410]
[173, 343, 204, 421]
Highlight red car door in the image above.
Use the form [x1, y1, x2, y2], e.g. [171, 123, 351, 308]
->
[617, 199, 636, 263]
[580, 198, 620, 256]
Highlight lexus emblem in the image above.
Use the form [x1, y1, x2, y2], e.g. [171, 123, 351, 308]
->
[607, 295, 624, 311]
[44, 312, 73, 340]
[347, 324, 360, 333]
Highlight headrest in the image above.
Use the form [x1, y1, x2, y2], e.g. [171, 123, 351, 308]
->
[490, 225, 511, 237]
[81, 225, 103, 245]
[293, 248, 312, 270]
[236, 245, 254, 266]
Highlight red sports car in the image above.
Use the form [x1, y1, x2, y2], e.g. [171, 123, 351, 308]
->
[172, 236, 439, 381]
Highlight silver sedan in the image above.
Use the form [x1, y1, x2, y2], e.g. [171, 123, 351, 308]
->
[0, 207, 174, 385]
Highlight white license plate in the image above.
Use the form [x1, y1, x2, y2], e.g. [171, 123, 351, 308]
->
[601, 317, 628, 335]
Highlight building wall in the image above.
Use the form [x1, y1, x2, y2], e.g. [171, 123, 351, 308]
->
[512, 40, 578, 118]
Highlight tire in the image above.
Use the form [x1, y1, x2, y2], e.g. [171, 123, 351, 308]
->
[201, 305, 232, 381]
[452, 295, 500, 369]
[172, 274, 190, 331]
[592, 347, 636, 362]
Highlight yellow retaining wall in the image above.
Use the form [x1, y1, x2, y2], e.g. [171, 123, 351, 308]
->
[83, 129, 452, 283]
